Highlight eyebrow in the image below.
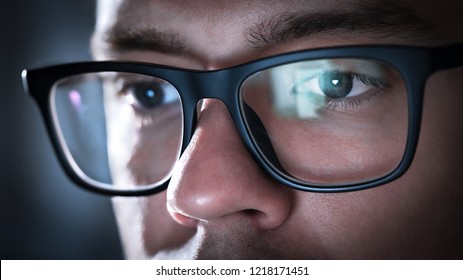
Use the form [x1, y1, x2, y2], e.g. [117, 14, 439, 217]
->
[98, 1, 439, 55]
[246, 2, 439, 47]
[100, 25, 189, 55]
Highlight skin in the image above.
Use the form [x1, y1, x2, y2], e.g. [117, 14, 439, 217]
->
[91, 0, 463, 259]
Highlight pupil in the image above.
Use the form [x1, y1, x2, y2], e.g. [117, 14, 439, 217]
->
[146, 89, 155, 98]
[134, 83, 164, 108]
[319, 72, 353, 98]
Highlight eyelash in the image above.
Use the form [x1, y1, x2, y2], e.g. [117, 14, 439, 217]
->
[325, 89, 384, 111]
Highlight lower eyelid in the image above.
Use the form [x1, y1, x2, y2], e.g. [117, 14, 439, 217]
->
[325, 87, 389, 111]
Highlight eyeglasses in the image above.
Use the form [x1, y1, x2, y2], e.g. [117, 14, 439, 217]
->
[22, 44, 463, 196]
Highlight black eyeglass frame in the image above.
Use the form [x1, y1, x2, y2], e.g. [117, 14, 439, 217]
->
[22, 43, 463, 196]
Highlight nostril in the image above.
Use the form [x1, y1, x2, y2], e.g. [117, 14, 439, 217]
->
[242, 206, 290, 230]
[243, 209, 260, 215]
[242, 209, 272, 228]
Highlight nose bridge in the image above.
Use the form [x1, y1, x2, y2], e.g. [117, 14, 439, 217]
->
[179, 67, 286, 182]
[180, 69, 239, 147]
[191, 69, 239, 102]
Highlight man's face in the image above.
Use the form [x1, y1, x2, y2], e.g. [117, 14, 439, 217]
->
[92, 0, 463, 259]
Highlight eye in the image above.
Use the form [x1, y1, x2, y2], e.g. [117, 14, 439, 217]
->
[293, 71, 374, 99]
[318, 72, 354, 98]
[122, 80, 178, 109]
[125, 81, 166, 108]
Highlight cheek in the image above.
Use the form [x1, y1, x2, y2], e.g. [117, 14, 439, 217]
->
[105, 98, 183, 187]
[292, 190, 395, 255]
[406, 68, 463, 228]
[418, 68, 463, 175]
[126, 111, 182, 185]
[407, 68, 463, 214]
[291, 175, 456, 259]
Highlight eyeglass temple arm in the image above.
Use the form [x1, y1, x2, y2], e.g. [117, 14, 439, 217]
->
[432, 43, 463, 71]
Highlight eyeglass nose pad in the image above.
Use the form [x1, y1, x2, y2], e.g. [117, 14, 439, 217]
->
[241, 101, 288, 175]
[190, 104, 199, 138]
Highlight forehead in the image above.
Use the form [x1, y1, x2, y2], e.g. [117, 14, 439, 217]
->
[93, 0, 461, 65]
[96, 0, 444, 27]
[97, 0, 316, 29]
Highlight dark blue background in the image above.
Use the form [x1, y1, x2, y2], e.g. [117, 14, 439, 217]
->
[1, 0, 124, 259]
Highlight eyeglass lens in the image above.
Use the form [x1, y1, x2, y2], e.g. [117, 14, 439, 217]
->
[241, 58, 408, 185]
[52, 72, 184, 191]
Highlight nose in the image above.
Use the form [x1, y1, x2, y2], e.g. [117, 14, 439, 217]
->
[166, 99, 293, 230]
